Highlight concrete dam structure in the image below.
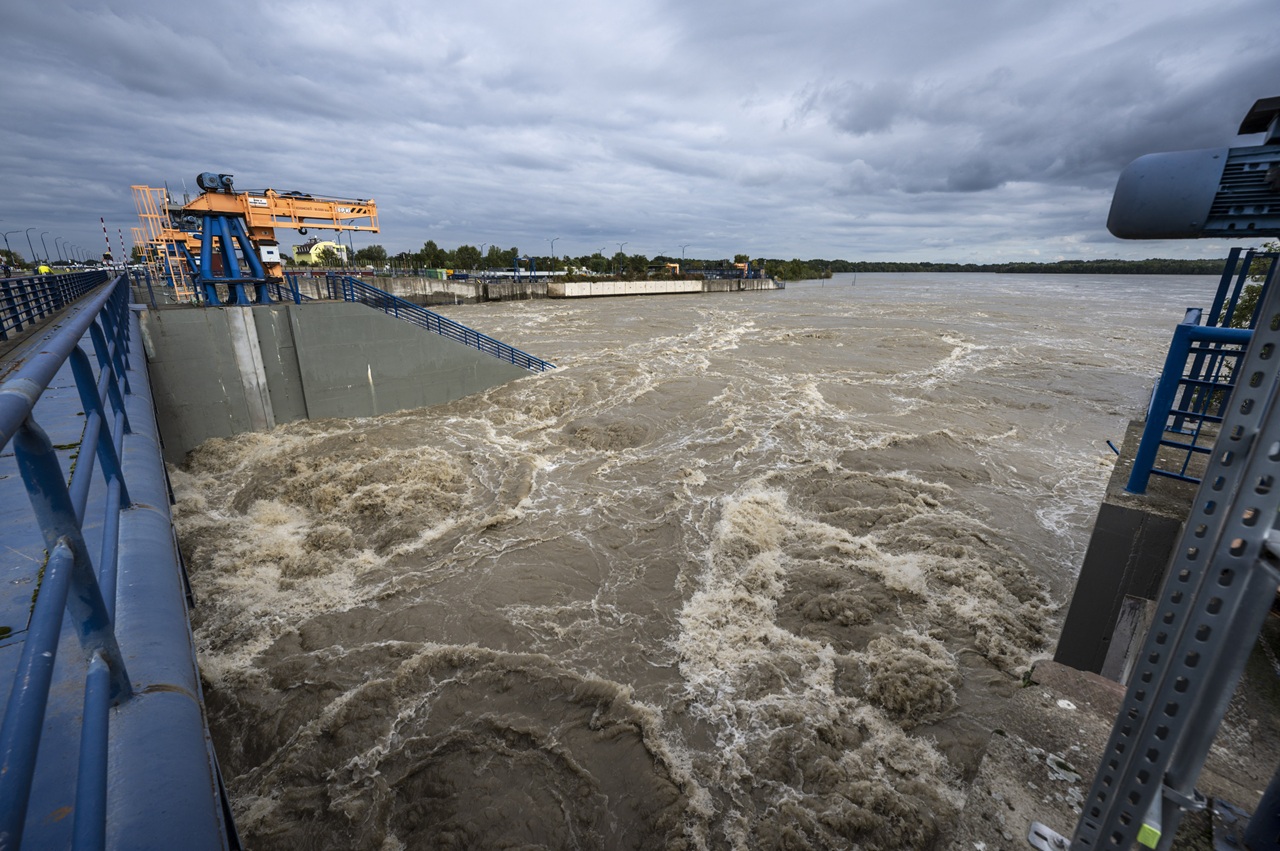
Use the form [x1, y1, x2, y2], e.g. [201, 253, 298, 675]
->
[141, 302, 536, 462]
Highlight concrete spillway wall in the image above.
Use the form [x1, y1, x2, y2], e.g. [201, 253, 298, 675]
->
[140, 302, 532, 462]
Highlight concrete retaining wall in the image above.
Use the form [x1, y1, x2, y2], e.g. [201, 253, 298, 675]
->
[548, 279, 704, 298]
[702, 278, 784, 293]
[140, 302, 533, 462]
[284, 276, 550, 305]
[547, 278, 784, 298]
[284, 274, 781, 303]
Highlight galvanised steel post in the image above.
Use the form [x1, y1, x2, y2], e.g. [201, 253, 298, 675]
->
[40, 232, 50, 263]
[25, 228, 38, 266]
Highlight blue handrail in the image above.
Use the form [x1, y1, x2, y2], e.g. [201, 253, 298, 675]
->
[0, 276, 237, 849]
[325, 274, 555, 372]
[1124, 249, 1279, 495]
[1, 271, 109, 342]
[0, 279, 133, 847]
[268, 274, 314, 305]
[1125, 318, 1252, 494]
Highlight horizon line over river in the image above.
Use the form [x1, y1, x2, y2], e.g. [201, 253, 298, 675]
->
[171, 272, 1212, 849]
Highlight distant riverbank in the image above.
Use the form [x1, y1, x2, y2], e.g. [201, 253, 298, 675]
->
[819, 257, 1230, 275]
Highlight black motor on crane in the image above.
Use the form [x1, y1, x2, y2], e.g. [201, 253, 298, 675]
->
[196, 172, 235, 193]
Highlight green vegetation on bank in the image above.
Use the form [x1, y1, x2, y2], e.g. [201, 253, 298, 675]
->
[312, 238, 1233, 281]
[1228, 241, 1278, 328]
[821, 258, 1230, 275]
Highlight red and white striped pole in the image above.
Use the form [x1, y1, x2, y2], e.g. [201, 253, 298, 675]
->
[101, 217, 113, 262]
[118, 228, 127, 263]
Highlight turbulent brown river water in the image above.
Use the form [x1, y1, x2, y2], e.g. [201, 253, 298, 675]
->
[171, 272, 1214, 850]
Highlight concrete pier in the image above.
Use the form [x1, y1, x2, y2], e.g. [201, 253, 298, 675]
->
[1053, 420, 1198, 678]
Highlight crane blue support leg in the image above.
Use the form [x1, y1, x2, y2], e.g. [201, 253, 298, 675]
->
[188, 214, 272, 306]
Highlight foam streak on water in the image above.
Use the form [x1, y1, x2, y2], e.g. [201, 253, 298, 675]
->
[172, 273, 1211, 849]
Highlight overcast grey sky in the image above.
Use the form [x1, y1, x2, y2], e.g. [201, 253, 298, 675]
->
[1, 0, 1276, 264]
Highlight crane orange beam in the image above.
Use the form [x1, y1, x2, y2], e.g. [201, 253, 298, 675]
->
[134, 174, 380, 292]
[181, 189, 378, 234]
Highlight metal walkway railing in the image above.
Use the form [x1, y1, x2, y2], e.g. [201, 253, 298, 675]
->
[320, 274, 556, 372]
[0, 276, 237, 850]
[2, 271, 111, 342]
[1125, 248, 1278, 494]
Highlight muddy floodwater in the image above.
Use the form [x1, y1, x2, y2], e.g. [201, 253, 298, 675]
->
[171, 272, 1211, 849]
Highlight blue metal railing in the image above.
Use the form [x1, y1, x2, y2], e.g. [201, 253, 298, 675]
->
[1125, 249, 1278, 494]
[2, 271, 109, 342]
[0, 276, 236, 849]
[1125, 317, 1251, 493]
[324, 274, 555, 372]
[268, 274, 314, 305]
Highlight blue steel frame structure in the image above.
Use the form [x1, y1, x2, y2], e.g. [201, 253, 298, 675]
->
[0, 275, 237, 849]
[1125, 248, 1280, 494]
[178, 214, 272, 307]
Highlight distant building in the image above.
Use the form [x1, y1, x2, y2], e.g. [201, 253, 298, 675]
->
[291, 237, 348, 265]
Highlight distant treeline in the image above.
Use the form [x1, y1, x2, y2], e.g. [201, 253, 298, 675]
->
[812, 258, 1229, 275]
[331, 240, 1233, 281]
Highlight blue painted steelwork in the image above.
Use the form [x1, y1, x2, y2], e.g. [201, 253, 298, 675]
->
[1125, 249, 1279, 494]
[324, 274, 556, 372]
[1125, 318, 1251, 494]
[180, 215, 272, 306]
[1, 271, 109, 341]
[272, 274, 313, 305]
[0, 276, 238, 850]
[129, 267, 158, 309]
[514, 254, 537, 281]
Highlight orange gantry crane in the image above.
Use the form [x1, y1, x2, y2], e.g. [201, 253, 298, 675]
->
[132, 172, 378, 303]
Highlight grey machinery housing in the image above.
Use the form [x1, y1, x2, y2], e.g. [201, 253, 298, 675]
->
[1108, 96, 1280, 240]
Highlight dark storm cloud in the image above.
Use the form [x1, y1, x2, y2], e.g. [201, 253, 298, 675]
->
[0, 0, 1276, 263]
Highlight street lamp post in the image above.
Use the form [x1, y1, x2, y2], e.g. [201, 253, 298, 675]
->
[548, 237, 559, 272]
[616, 242, 627, 277]
[40, 232, 51, 264]
[2, 230, 19, 264]
[680, 243, 691, 260]
[54, 237, 65, 263]
[25, 229, 38, 267]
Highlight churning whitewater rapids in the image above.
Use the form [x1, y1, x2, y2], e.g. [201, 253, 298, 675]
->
[171, 272, 1212, 850]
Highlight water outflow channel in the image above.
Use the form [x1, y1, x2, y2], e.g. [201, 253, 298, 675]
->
[173, 273, 1211, 849]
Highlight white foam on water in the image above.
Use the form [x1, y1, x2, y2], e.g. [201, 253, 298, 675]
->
[671, 479, 1024, 846]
